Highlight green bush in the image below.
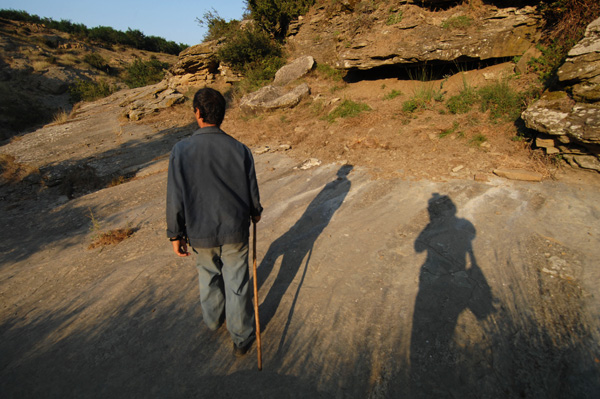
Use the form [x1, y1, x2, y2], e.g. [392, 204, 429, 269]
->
[326, 99, 371, 123]
[218, 28, 283, 73]
[69, 79, 114, 102]
[197, 9, 241, 42]
[83, 53, 109, 72]
[247, 0, 315, 38]
[123, 58, 170, 88]
[447, 84, 478, 114]
[238, 55, 287, 92]
[478, 81, 523, 122]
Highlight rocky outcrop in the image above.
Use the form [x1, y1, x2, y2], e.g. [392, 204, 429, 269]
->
[240, 83, 310, 113]
[557, 18, 600, 102]
[287, 3, 542, 71]
[522, 17, 600, 172]
[167, 40, 241, 86]
[119, 81, 185, 121]
[239, 56, 315, 113]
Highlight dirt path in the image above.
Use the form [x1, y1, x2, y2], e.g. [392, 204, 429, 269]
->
[1, 90, 599, 398]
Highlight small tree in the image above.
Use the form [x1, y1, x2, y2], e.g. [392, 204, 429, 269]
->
[247, 0, 315, 38]
[196, 8, 241, 42]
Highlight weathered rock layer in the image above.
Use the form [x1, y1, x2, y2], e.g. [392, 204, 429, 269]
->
[522, 17, 600, 172]
[287, 3, 542, 71]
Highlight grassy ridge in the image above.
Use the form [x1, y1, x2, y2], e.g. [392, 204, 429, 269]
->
[0, 9, 187, 55]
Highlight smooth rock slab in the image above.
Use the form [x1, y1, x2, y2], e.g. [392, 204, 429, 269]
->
[273, 56, 315, 86]
[493, 169, 543, 182]
[240, 83, 310, 113]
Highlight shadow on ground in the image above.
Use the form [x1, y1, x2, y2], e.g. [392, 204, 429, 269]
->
[0, 122, 195, 268]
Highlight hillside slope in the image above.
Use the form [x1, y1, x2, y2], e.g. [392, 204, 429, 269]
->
[0, 18, 177, 140]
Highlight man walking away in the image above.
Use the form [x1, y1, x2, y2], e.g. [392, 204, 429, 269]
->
[166, 87, 263, 356]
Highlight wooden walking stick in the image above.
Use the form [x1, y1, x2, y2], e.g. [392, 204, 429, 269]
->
[252, 221, 263, 370]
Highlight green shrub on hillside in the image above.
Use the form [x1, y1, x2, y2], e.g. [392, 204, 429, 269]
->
[197, 9, 241, 42]
[83, 53, 110, 72]
[247, 0, 315, 38]
[69, 79, 115, 102]
[239, 56, 287, 92]
[123, 59, 170, 88]
[218, 28, 282, 72]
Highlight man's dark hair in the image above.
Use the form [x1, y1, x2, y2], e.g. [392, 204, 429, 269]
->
[193, 88, 226, 126]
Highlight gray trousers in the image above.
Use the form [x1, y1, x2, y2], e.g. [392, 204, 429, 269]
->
[195, 241, 254, 347]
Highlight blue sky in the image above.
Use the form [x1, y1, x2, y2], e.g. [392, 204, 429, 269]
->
[0, 0, 248, 45]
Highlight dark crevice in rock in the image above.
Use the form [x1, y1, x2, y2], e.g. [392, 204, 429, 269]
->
[343, 56, 514, 83]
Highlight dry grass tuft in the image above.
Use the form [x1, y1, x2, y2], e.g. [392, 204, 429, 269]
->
[88, 227, 135, 249]
[51, 108, 70, 125]
[0, 154, 40, 184]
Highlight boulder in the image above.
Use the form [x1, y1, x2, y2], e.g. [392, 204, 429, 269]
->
[273, 56, 315, 86]
[169, 40, 221, 76]
[521, 91, 576, 138]
[240, 83, 310, 113]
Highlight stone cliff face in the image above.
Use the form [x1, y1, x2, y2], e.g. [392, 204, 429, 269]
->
[522, 17, 600, 172]
[287, 2, 542, 72]
[169, 2, 544, 82]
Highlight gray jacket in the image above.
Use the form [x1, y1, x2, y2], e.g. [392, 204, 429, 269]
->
[166, 126, 263, 248]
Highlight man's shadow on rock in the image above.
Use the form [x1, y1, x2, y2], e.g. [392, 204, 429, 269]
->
[257, 165, 353, 341]
[410, 193, 495, 397]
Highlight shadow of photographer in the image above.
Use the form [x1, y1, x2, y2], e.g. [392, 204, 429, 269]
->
[410, 193, 494, 397]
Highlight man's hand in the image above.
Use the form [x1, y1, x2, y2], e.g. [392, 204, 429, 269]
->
[172, 239, 190, 257]
[252, 215, 261, 224]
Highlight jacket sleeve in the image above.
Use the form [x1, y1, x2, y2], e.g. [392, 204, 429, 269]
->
[166, 146, 187, 238]
[246, 149, 263, 217]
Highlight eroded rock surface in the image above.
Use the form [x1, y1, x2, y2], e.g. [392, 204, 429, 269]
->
[522, 17, 600, 172]
[558, 17, 600, 102]
[240, 83, 310, 113]
[287, 3, 542, 71]
[167, 40, 242, 86]
[119, 82, 185, 121]
[273, 56, 315, 86]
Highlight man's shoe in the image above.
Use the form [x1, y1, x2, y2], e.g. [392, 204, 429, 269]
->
[233, 336, 255, 357]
